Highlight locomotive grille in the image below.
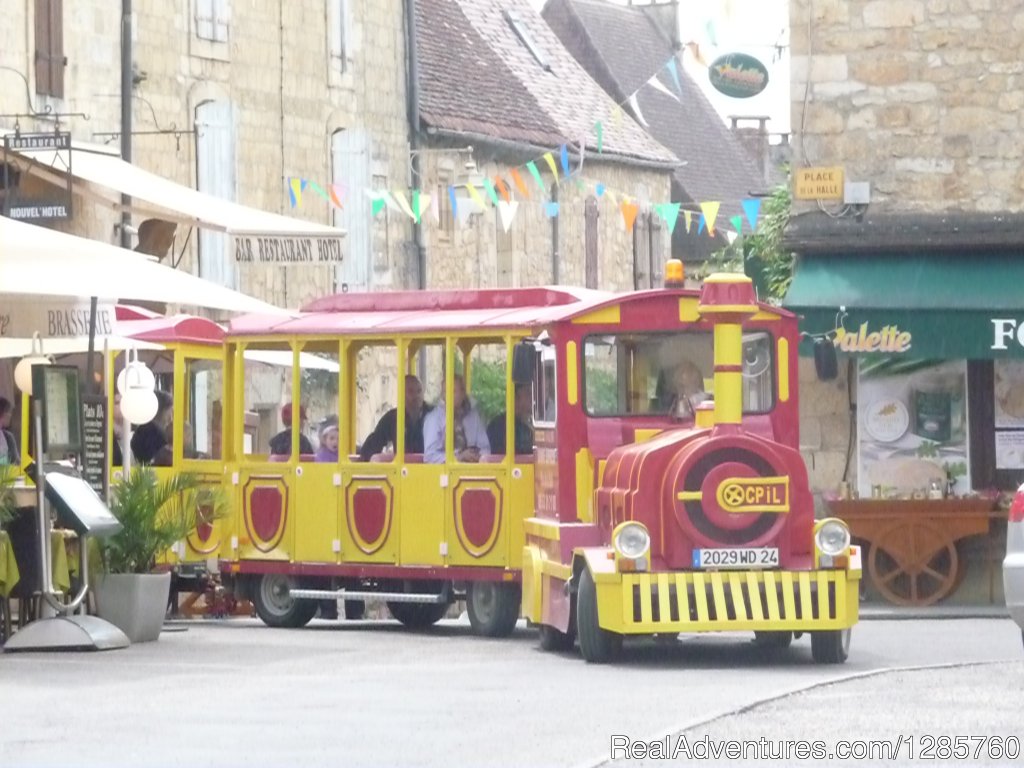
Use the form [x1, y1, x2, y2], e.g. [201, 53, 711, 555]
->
[621, 570, 849, 630]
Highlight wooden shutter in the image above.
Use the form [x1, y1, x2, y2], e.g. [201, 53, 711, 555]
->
[195, 101, 237, 287]
[34, 0, 64, 97]
[331, 129, 370, 291]
[584, 195, 599, 289]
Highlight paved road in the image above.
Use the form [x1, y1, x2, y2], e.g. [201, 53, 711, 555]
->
[1, 617, 1021, 768]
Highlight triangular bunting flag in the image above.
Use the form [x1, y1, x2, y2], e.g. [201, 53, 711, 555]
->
[620, 200, 639, 231]
[448, 185, 459, 225]
[560, 144, 570, 177]
[700, 201, 721, 236]
[647, 74, 680, 102]
[612, 104, 623, 130]
[683, 209, 693, 233]
[414, 191, 432, 224]
[431, 193, 441, 225]
[393, 190, 416, 220]
[726, 230, 739, 245]
[498, 200, 520, 232]
[526, 161, 546, 195]
[595, 183, 605, 197]
[366, 190, 388, 217]
[328, 183, 345, 209]
[594, 121, 603, 153]
[483, 178, 500, 207]
[627, 93, 649, 128]
[510, 167, 531, 199]
[288, 177, 306, 208]
[307, 180, 329, 201]
[654, 202, 681, 235]
[577, 137, 586, 173]
[730, 214, 743, 235]
[544, 201, 560, 218]
[685, 41, 707, 67]
[466, 183, 488, 211]
[605, 189, 618, 205]
[543, 152, 560, 183]
[665, 57, 682, 96]
[494, 177, 511, 203]
[698, 213, 705, 235]
[742, 198, 762, 231]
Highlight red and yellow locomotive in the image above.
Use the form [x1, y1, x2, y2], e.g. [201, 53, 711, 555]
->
[522, 272, 860, 663]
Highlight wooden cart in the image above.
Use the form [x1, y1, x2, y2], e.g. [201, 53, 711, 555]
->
[826, 498, 1001, 606]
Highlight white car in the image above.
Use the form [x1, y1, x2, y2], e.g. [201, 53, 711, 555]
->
[1003, 485, 1024, 647]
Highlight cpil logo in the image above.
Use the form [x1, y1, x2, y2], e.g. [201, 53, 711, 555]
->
[716, 476, 790, 514]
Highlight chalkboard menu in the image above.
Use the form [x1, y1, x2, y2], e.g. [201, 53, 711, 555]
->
[81, 394, 108, 498]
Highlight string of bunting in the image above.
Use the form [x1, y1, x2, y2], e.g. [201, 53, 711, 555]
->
[286, 54, 764, 241]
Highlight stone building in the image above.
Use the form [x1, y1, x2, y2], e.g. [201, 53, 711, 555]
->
[412, 0, 678, 294]
[783, 0, 1024, 604]
[0, 0, 414, 309]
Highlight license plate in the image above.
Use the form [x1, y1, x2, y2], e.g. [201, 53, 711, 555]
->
[692, 547, 779, 568]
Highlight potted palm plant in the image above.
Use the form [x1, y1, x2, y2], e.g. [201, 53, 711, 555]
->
[93, 467, 226, 642]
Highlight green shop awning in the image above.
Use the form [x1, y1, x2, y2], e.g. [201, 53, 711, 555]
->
[783, 252, 1024, 358]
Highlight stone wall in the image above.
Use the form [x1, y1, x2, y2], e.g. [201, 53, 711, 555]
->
[790, 0, 1024, 214]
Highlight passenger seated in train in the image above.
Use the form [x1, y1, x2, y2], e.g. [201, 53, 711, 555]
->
[358, 375, 433, 461]
[315, 416, 339, 462]
[655, 360, 706, 417]
[269, 401, 314, 456]
[131, 390, 174, 466]
[423, 374, 489, 463]
[486, 382, 534, 457]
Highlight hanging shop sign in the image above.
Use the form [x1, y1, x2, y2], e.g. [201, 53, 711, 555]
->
[1, 131, 73, 222]
[231, 233, 345, 265]
[708, 53, 769, 99]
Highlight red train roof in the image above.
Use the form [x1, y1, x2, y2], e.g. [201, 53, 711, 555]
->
[118, 314, 225, 345]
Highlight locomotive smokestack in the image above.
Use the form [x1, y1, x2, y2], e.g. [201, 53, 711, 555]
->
[696, 274, 759, 428]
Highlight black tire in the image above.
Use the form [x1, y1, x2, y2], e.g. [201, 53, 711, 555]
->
[576, 567, 622, 663]
[753, 631, 793, 649]
[253, 574, 318, 629]
[344, 599, 366, 620]
[811, 628, 851, 664]
[467, 582, 521, 638]
[387, 601, 449, 629]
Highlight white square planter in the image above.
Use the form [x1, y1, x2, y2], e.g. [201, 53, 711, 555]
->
[92, 572, 171, 643]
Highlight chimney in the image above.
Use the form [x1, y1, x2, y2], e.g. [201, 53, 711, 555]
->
[729, 115, 771, 186]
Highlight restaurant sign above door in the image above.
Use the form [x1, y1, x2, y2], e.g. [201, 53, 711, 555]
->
[231, 232, 344, 265]
[1, 130, 73, 222]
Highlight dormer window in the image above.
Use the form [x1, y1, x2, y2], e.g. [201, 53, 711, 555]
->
[504, 9, 551, 73]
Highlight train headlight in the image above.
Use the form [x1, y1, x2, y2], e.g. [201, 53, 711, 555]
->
[613, 522, 651, 560]
[815, 518, 851, 557]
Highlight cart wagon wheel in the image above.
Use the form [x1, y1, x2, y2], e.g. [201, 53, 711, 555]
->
[867, 520, 960, 606]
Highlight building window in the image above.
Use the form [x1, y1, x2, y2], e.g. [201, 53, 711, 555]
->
[328, 0, 350, 75]
[584, 195, 599, 289]
[504, 9, 551, 72]
[195, 0, 230, 43]
[34, 0, 65, 98]
[195, 100, 237, 288]
[437, 173, 454, 241]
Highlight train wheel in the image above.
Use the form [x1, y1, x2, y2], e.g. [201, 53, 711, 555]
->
[387, 601, 449, 629]
[467, 582, 521, 637]
[576, 568, 622, 663]
[753, 631, 793, 649]
[344, 599, 366, 620]
[253, 574, 318, 629]
[810, 627, 851, 664]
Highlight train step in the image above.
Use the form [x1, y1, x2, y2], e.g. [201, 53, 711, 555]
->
[288, 589, 448, 604]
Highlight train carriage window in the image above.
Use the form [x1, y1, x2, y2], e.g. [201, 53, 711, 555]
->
[583, 332, 774, 417]
[534, 347, 556, 424]
[185, 358, 223, 460]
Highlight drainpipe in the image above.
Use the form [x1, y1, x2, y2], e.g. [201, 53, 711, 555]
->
[404, 0, 425, 290]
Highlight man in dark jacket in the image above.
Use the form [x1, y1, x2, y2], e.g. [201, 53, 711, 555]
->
[269, 402, 314, 456]
[487, 383, 534, 457]
[0, 396, 19, 465]
[131, 390, 174, 466]
[359, 375, 431, 460]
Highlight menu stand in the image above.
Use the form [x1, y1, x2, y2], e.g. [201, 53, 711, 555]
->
[3, 365, 128, 652]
